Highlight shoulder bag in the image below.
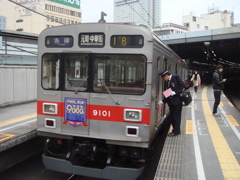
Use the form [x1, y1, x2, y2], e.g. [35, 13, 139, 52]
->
[180, 89, 192, 106]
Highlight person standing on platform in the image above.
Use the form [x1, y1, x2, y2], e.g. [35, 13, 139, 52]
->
[158, 70, 185, 137]
[191, 71, 201, 93]
[212, 65, 226, 117]
[187, 71, 193, 87]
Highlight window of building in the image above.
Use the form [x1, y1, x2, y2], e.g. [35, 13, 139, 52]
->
[25, 9, 31, 15]
[193, 16, 196, 22]
[51, 16, 54, 22]
[184, 23, 189, 27]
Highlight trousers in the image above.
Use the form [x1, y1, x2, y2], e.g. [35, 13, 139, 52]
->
[213, 90, 221, 114]
[168, 103, 182, 134]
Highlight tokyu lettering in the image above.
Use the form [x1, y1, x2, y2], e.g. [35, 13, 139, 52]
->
[93, 110, 111, 117]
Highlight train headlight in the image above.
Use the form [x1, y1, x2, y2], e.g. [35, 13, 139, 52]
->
[124, 109, 142, 122]
[43, 103, 58, 115]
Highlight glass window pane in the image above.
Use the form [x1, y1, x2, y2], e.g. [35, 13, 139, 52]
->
[93, 54, 146, 94]
[42, 53, 60, 89]
[64, 54, 88, 91]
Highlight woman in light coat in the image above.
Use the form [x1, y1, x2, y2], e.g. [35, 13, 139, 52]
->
[191, 71, 201, 93]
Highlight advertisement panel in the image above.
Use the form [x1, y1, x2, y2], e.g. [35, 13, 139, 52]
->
[48, 0, 80, 9]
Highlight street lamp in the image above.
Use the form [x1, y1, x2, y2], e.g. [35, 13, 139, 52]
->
[204, 42, 212, 71]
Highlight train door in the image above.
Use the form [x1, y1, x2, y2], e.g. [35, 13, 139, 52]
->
[155, 56, 161, 127]
[156, 57, 169, 126]
[61, 53, 90, 135]
[163, 59, 170, 116]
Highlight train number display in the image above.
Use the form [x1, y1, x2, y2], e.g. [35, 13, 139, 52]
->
[110, 35, 143, 48]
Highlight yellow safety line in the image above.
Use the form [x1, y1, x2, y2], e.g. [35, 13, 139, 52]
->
[0, 133, 15, 142]
[226, 115, 239, 126]
[219, 101, 224, 106]
[186, 120, 194, 134]
[202, 87, 240, 178]
[0, 113, 36, 128]
[228, 102, 234, 107]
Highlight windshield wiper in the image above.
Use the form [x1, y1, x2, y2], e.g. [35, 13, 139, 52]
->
[75, 76, 89, 94]
[101, 80, 120, 105]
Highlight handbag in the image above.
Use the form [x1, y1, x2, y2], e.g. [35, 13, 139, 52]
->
[198, 83, 201, 87]
[180, 89, 192, 106]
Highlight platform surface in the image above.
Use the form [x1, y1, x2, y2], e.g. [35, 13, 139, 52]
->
[0, 102, 37, 152]
[155, 85, 240, 180]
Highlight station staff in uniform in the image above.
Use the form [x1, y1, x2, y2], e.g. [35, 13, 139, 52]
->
[158, 70, 185, 136]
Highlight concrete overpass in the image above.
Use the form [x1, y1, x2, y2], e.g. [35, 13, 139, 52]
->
[159, 27, 240, 70]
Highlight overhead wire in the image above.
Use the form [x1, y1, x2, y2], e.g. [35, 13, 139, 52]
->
[135, 0, 174, 45]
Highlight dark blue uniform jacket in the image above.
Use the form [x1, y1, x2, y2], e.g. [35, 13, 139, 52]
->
[162, 74, 185, 106]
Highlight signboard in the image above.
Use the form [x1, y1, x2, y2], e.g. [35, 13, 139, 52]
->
[48, 0, 80, 9]
[63, 98, 88, 127]
[79, 33, 105, 48]
[45, 36, 73, 47]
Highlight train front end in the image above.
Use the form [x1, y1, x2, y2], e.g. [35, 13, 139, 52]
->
[37, 23, 157, 180]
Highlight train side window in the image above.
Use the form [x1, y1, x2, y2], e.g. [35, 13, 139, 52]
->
[42, 53, 60, 89]
[93, 54, 146, 95]
[64, 53, 88, 91]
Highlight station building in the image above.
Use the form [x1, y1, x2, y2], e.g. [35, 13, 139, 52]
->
[152, 23, 188, 36]
[0, 0, 82, 34]
[183, 6, 234, 32]
[114, 0, 161, 29]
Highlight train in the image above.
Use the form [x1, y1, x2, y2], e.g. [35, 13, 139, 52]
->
[37, 22, 188, 180]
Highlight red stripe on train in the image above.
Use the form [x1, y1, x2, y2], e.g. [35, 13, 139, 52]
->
[37, 101, 150, 124]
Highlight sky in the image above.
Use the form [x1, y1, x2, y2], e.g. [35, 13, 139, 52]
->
[81, 0, 240, 25]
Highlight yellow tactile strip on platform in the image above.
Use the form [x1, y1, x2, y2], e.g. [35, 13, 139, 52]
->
[186, 120, 194, 134]
[0, 133, 15, 142]
[0, 113, 36, 128]
[226, 115, 239, 126]
[202, 86, 240, 179]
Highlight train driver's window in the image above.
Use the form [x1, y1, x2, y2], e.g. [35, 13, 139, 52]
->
[93, 54, 146, 94]
[64, 53, 88, 91]
[42, 53, 60, 89]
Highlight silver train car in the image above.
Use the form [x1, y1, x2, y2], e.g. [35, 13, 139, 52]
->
[37, 23, 188, 180]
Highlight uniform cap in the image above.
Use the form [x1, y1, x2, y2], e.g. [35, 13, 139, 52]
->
[159, 70, 168, 77]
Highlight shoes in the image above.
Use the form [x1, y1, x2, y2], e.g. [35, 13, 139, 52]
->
[168, 132, 180, 137]
[213, 113, 221, 117]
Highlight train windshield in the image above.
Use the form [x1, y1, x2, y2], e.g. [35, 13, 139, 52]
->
[93, 54, 146, 94]
[42, 53, 60, 89]
[64, 53, 88, 91]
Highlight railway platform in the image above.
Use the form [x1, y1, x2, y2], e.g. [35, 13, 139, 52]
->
[154, 85, 240, 180]
[0, 102, 37, 152]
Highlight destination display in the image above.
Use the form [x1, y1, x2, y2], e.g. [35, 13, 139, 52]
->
[45, 36, 73, 47]
[110, 35, 144, 48]
[79, 33, 105, 47]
